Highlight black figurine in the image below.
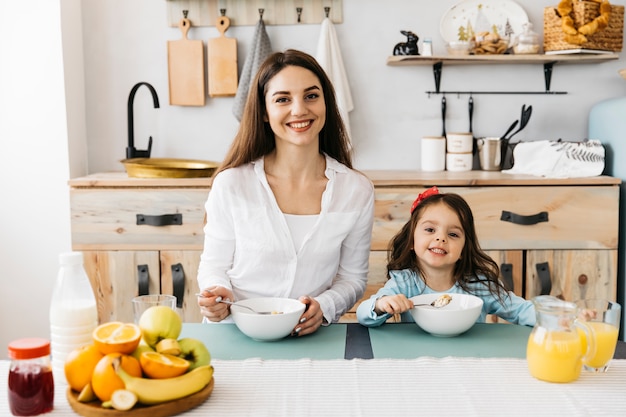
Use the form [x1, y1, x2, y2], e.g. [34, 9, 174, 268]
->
[393, 30, 419, 56]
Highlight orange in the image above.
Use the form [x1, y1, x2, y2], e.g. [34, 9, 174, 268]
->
[139, 351, 190, 379]
[64, 344, 104, 392]
[92, 322, 141, 355]
[91, 353, 142, 402]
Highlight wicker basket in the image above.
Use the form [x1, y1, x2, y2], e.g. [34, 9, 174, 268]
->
[544, 1, 624, 52]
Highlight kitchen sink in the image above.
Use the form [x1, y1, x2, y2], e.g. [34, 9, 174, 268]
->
[121, 158, 219, 178]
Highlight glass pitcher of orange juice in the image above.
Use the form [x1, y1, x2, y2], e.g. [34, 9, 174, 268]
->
[526, 296, 596, 383]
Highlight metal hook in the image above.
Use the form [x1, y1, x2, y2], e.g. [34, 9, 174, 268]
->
[259, 8, 264, 20]
[324, 7, 330, 18]
[220, 9, 226, 17]
[296, 7, 302, 23]
[183, 9, 188, 19]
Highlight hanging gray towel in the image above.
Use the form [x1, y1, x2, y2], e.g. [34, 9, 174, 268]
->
[232, 19, 272, 121]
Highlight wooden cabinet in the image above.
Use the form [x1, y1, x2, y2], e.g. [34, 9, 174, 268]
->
[69, 174, 210, 324]
[340, 171, 621, 323]
[70, 171, 620, 325]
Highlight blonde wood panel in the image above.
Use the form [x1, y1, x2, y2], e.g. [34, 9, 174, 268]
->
[71, 189, 209, 250]
[373, 186, 619, 251]
[485, 250, 523, 324]
[83, 251, 160, 324]
[525, 250, 618, 301]
[160, 251, 203, 323]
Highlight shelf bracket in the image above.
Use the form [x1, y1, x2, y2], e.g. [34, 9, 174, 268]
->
[544, 62, 555, 92]
[433, 62, 443, 94]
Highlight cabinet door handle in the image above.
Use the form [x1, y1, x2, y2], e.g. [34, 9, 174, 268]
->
[500, 263, 514, 292]
[172, 263, 185, 309]
[536, 262, 551, 295]
[136, 213, 182, 226]
[137, 264, 149, 295]
[500, 210, 548, 226]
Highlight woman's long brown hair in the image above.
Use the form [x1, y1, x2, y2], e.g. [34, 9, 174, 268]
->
[387, 193, 507, 301]
[216, 49, 353, 175]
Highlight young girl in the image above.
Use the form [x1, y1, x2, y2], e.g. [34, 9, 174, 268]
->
[357, 186, 535, 327]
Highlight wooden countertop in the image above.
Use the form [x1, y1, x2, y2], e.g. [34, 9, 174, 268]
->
[69, 171, 621, 188]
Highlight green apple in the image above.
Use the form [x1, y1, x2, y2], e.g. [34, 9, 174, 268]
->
[138, 306, 182, 348]
[130, 341, 155, 362]
[177, 338, 211, 370]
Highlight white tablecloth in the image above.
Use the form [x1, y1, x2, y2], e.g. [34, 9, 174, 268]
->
[2, 358, 625, 416]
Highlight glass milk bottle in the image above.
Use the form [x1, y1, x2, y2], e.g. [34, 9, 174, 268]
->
[49, 252, 98, 381]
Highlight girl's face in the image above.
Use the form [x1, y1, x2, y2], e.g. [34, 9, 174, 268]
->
[264, 65, 326, 150]
[413, 202, 465, 274]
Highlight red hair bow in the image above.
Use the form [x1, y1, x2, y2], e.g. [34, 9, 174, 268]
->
[410, 186, 439, 214]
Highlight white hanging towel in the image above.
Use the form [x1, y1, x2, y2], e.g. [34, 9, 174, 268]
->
[232, 19, 272, 121]
[316, 17, 354, 145]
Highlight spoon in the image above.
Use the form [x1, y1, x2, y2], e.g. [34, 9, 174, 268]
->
[197, 294, 277, 315]
[413, 295, 452, 308]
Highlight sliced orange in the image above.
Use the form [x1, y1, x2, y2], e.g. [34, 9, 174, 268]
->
[64, 344, 104, 392]
[92, 322, 142, 355]
[139, 351, 190, 379]
[91, 353, 142, 402]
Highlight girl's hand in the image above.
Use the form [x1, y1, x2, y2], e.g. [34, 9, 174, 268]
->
[292, 296, 324, 337]
[375, 294, 414, 315]
[197, 286, 233, 322]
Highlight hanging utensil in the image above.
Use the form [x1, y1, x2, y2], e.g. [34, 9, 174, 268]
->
[469, 96, 481, 170]
[441, 96, 447, 137]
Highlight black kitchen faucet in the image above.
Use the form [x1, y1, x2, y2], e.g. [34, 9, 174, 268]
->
[126, 82, 159, 159]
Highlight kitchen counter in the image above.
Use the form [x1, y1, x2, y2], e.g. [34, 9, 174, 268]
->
[69, 170, 622, 187]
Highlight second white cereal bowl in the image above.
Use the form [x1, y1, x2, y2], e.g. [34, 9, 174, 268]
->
[409, 293, 483, 337]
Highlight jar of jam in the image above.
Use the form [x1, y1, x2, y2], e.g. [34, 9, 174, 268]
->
[7, 338, 54, 416]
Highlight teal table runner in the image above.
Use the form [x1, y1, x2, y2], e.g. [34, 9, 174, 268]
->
[179, 323, 348, 360]
[368, 323, 532, 359]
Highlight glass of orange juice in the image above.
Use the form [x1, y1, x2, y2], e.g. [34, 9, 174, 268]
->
[575, 299, 621, 373]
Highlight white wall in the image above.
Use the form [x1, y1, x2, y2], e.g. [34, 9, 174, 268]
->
[81, 0, 626, 174]
[0, 0, 77, 351]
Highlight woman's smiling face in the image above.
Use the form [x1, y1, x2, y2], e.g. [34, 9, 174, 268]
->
[264, 65, 326, 149]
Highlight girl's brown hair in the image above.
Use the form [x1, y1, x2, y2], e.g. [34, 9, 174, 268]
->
[387, 193, 507, 301]
[216, 49, 352, 175]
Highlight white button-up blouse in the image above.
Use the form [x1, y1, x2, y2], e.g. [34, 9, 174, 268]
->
[197, 155, 375, 323]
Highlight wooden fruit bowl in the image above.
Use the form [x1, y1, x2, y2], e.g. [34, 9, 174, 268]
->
[66, 378, 214, 417]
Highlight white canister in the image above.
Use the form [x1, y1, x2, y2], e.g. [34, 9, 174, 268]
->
[421, 136, 446, 172]
[446, 132, 474, 153]
[446, 152, 473, 171]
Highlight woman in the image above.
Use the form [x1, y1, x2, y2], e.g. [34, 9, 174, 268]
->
[197, 49, 375, 336]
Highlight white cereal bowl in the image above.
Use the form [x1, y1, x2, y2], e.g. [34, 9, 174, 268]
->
[231, 297, 306, 341]
[409, 293, 483, 337]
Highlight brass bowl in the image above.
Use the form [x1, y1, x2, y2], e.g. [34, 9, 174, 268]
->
[121, 158, 220, 178]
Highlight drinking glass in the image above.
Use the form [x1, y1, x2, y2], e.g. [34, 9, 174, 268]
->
[132, 294, 177, 323]
[575, 299, 621, 372]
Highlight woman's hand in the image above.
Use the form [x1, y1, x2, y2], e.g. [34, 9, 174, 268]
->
[374, 294, 414, 316]
[292, 296, 324, 337]
[197, 286, 233, 322]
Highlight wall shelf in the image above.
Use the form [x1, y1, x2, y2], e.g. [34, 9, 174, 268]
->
[386, 53, 620, 96]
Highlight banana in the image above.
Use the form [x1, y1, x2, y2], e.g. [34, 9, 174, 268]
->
[112, 357, 213, 405]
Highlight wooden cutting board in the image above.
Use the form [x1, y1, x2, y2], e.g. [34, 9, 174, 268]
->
[167, 17, 205, 106]
[207, 15, 238, 97]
